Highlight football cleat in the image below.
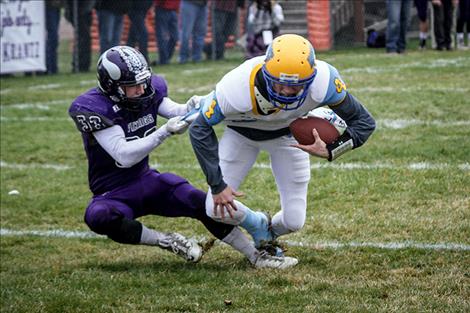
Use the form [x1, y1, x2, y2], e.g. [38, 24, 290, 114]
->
[157, 233, 203, 263]
[258, 240, 286, 257]
[253, 250, 298, 269]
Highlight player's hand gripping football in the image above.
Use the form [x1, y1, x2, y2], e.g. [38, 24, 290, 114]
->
[291, 128, 329, 159]
[165, 116, 190, 135]
[212, 186, 244, 221]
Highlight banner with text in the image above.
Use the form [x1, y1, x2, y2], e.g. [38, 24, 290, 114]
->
[1, 0, 46, 74]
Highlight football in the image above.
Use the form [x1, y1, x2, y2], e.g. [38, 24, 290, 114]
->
[289, 116, 340, 145]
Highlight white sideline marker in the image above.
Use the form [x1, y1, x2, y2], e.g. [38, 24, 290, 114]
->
[1, 228, 469, 252]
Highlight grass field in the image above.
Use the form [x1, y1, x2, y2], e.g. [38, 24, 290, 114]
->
[1, 43, 469, 312]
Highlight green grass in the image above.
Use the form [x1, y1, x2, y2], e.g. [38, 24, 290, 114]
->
[1, 42, 469, 312]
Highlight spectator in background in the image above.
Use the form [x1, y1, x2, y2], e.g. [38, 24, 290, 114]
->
[154, 0, 180, 65]
[95, 0, 131, 54]
[245, 0, 284, 59]
[65, 0, 95, 72]
[127, 0, 153, 61]
[432, 0, 457, 51]
[45, 0, 64, 75]
[414, 0, 429, 50]
[456, 0, 470, 49]
[179, 0, 208, 64]
[204, 0, 245, 60]
[385, 0, 412, 54]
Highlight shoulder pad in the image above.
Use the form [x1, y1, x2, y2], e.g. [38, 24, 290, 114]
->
[69, 93, 116, 133]
[309, 61, 347, 106]
[323, 63, 347, 106]
[69, 110, 114, 133]
[151, 75, 168, 98]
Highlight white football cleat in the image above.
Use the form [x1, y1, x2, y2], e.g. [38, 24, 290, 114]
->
[253, 251, 298, 269]
[158, 233, 203, 263]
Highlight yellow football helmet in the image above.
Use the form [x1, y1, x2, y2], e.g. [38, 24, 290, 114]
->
[262, 34, 316, 110]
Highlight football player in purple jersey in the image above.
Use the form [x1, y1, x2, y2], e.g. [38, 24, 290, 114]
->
[68, 46, 296, 269]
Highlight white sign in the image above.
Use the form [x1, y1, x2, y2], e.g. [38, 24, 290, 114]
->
[1, 0, 46, 74]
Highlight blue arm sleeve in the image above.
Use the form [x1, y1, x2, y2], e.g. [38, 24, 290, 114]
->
[200, 91, 225, 126]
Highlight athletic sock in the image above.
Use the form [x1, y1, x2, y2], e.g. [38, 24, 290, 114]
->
[139, 225, 167, 246]
[222, 227, 258, 263]
[239, 210, 265, 236]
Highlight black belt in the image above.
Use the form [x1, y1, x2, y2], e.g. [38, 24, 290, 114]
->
[227, 125, 291, 141]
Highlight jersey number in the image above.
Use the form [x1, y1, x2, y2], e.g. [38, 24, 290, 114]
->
[205, 99, 217, 119]
[75, 115, 105, 132]
[334, 78, 347, 93]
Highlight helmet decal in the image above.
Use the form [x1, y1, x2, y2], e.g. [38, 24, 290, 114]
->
[279, 73, 299, 83]
[307, 45, 315, 68]
[102, 54, 121, 80]
[118, 46, 145, 75]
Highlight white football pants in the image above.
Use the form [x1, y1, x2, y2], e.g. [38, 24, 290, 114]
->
[206, 127, 310, 237]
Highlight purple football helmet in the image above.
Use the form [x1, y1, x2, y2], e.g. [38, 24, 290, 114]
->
[97, 46, 154, 111]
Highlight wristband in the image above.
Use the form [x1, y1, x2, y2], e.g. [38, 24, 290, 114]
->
[327, 132, 354, 161]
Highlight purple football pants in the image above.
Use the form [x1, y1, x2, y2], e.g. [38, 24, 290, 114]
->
[84, 169, 232, 239]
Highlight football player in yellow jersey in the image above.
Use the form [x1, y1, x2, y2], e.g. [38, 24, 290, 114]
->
[189, 34, 376, 260]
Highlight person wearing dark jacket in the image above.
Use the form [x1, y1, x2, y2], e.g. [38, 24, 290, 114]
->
[127, 0, 153, 61]
[95, 0, 131, 54]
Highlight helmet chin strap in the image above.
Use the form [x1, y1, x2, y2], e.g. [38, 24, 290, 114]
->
[254, 86, 281, 114]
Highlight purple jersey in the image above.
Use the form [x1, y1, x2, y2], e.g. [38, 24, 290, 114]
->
[69, 75, 168, 195]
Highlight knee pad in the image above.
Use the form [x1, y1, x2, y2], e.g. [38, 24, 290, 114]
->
[282, 200, 306, 233]
[283, 217, 305, 233]
[84, 204, 120, 235]
[85, 203, 141, 244]
[272, 197, 306, 235]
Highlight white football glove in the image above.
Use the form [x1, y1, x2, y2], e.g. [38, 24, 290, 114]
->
[307, 107, 347, 135]
[185, 95, 202, 112]
[164, 116, 190, 135]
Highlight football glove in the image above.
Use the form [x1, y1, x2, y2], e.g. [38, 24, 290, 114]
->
[185, 95, 202, 112]
[164, 116, 190, 135]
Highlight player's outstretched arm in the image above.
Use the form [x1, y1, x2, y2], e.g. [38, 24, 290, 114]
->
[93, 118, 186, 168]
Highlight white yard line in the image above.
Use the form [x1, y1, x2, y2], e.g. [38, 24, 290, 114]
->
[0, 160, 73, 171]
[0, 116, 70, 122]
[1, 114, 469, 130]
[1, 228, 468, 252]
[1, 160, 469, 171]
[379, 119, 470, 129]
[354, 86, 469, 93]
[1, 100, 70, 110]
[27, 83, 63, 91]
[343, 57, 469, 74]
[284, 239, 470, 251]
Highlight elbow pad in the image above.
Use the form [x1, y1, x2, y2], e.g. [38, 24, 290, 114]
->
[327, 131, 354, 161]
